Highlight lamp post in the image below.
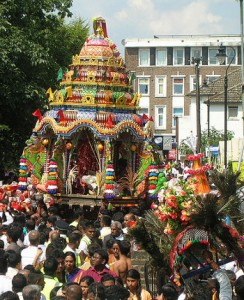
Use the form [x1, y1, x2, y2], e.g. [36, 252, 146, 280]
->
[191, 57, 202, 153]
[216, 44, 236, 168]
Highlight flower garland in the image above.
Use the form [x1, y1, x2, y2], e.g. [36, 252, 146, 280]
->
[187, 153, 204, 161]
[147, 162, 159, 199]
[178, 239, 209, 254]
[18, 156, 28, 191]
[184, 164, 211, 175]
[47, 159, 58, 194]
[104, 160, 115, 199]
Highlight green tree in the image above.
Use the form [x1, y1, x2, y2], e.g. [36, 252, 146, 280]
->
[0, 0, 89, 174]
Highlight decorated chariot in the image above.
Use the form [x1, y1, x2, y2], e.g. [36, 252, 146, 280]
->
[17, 17, 161, 207]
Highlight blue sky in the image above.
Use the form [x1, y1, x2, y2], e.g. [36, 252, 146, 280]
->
[70, 0, 241, 56]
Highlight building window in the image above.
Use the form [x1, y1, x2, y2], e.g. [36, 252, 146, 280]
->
[206, 75, 220, 84]
[172, 107, 183, 126]
[191, 47, 202, 60]
[156, 48, 167, 66]
[228, 106, 238, 118]
[155, 76, 167, 97]
[173, 48, 184, 65]
[138, 77, 150, 95]
[208, 48, 219, 65]
[155, 106, 166, 129]
[190, 75, 202, 91]
[173, 77, 184, 95]
[227, 47, 237, 65]
[138, 49, 150, 66]
[138, 107, 149, 116]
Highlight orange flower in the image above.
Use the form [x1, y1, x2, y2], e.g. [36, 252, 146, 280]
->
[164, 223, 174, 235]
[180, 210, 190, 222]
[129, 221, 137, 228]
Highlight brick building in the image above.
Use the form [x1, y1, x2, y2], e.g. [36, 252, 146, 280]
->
[123, 35, 242, 157]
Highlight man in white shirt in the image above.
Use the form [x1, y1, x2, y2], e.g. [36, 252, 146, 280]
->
[100, 215, 112, 240]
[21, 230, 45, 269]
[0, 251, 12, 295]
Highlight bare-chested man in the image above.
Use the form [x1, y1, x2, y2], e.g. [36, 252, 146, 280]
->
[110, 240, 131, 284]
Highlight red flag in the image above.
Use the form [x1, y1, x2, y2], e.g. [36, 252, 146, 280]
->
[148, 116, 154, 121]
[142, 114, 149, 121]
[58, 109, 65, 122]
[107, 114, 113, 128]
[32, 109, 42, 122]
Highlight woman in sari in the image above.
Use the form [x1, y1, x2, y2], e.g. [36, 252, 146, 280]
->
[64, 251, 83, 284]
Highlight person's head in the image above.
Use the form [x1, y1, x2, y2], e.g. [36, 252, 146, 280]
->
[25, 219, 36, 232]
[111, 241, 121, 259]
[66, 284, 83, 300]
[47, 216, 57, 228]
[120, 240, 131, 257]
[100, 215, 111, 228]
[0, 250, 8, 274]
[73, 208, 84, 221]
[126, 269, 141, 293]
[87, 283, 105, 300]
[110, 221, 122, 238]
[235, 275, 244, 300]
[6, 249, 21, 269]
[29, 230, 40, 246]
[12, 273, 27, 293]
[18, 269, 30, 283]
[50, 231, 60, 243]
[0, 291, 19, 300]
[104, 285, 130, 300]
[24, 265, 35, 272]
[80, 276, 94, 298]
[114, 276, 123, 287]
[91, 249, 109, 269]
[68, 232, 81, 248]
[7, 224, 22, 243]
[157, 283, 178, 300]
[52, 248, 65, 274]
[84, 222, 96, 240]
[22, 285, 41, 300]
[64, 251, 77, 273]
[123, 213, 136, 228]
[28, 269, 45, 290]
[44, 256, 58, 277]
[101, 274, 115, 288]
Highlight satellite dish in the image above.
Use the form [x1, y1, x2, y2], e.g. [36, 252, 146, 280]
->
[154, 137, 163, 144]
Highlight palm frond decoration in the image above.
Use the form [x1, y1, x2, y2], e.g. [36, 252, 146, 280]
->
[144, 210, 173, 255]
[117, 167, 140, 196]
[210, 169, 240, 200]
[190, 193, 244, 269]
[128, 218, 168, 270]
[210, 169, 244, 233]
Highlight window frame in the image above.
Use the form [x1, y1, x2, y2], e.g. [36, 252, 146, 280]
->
[156, 48, 167, 66]
[228, 106, 238, 118]
[208, 48, 219, 65]
[189, 75, 202, 91]
[155, 75, 167, 97]
[191, 47, 202, 62]
[173, 48, 184, 65]
[226, 47, 237, 65]
[155, 105, 167, 129]
[138, 48, 150, 66]
[172, 77, 184, 95]
[138, 77, 150, 96]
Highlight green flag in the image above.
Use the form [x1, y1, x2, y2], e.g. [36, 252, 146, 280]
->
[57, 68, 63, 81]
[73, 67, 78, 79]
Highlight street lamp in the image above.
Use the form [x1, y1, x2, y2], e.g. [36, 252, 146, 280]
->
[216, 44, 236, 168]
[191, 57, 202, 153]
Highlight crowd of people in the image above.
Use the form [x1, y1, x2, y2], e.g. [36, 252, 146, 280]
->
[0, 185, 243, 300]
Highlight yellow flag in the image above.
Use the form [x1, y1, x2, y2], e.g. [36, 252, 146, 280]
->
[65, 86, 73, 98]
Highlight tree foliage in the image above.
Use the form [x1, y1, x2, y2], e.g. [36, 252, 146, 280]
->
[0, 0, 89, 173]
